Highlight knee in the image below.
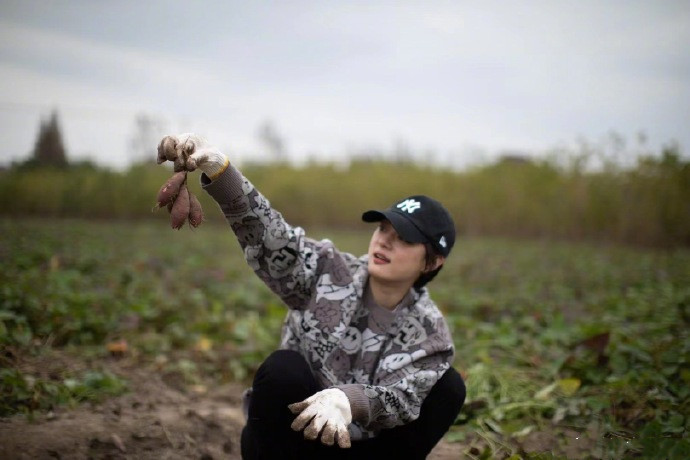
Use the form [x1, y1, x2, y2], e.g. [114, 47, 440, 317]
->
[249, 350, 318, 422]
[253, 350, 314, 395]
[432, 367, 466, 416]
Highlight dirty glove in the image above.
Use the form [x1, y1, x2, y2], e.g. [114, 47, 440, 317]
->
[157, 133, 229, 179]
[288, 388, 352, 448]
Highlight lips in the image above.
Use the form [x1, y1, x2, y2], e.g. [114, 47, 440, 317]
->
[373, 252, 390, 264]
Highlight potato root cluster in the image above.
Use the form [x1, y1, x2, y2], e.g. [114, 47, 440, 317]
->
[155, 171, 204, 229]
[154, 136, 205, 229]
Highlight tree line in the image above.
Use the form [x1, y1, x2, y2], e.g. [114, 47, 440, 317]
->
[3, 111, 688, 248]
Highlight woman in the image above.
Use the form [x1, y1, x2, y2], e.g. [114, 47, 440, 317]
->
[158, 134, 466, 459]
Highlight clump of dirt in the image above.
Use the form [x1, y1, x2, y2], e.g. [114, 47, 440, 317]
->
[0, 352, 461, 459]
[0, 356, 245, 460]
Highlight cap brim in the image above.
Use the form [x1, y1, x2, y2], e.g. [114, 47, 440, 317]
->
[362, 210, 427, 244]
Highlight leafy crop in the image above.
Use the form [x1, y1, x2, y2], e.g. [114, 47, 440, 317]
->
[0, 368, 126, 417]
[0, 219, 688, 457]
[436, 238, 690, 458]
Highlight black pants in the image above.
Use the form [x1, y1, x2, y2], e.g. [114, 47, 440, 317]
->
[241, 350, 466, 460]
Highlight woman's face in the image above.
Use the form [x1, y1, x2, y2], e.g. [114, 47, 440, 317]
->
[367, 220, 427, 287]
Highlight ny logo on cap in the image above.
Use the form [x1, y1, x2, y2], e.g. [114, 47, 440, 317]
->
[397, 199, 421, 214]
[439, 236, 447, 248]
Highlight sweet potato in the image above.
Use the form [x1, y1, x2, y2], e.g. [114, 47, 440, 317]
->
[170, 183, 190, 229]
[188, 192, 204, 228]
[155, 148, 205, 229]
[156, 171, 187, 208]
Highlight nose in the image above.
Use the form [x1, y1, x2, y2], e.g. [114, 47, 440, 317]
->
[377, 227, 394, 248]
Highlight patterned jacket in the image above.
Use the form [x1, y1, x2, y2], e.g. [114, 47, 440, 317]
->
[201, 165, 455, 439]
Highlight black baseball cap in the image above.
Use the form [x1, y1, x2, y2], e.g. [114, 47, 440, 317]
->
[362, 195, 456, 257]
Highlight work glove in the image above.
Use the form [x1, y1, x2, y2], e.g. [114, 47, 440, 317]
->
[157, 133, 229, 179]
[288, 388, 352, 448]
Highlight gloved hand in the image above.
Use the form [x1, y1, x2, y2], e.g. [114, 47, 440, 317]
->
[157, 133, 229, 179]
[288, 388, 352, 448]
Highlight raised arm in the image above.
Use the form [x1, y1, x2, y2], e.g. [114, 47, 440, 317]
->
[157, 133, 330, 310]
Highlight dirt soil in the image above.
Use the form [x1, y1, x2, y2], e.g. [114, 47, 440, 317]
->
[0, 355, 462, 460]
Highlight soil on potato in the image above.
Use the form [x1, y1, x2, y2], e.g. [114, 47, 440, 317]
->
[0, 353, 462, 460]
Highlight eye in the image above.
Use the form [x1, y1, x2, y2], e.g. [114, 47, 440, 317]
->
[397, 235, 414, 245]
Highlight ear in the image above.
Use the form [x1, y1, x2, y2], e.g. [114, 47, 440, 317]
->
[424, 255, 445, 273]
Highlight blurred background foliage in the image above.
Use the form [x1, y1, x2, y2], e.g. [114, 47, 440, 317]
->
[1, 139, 688, 248]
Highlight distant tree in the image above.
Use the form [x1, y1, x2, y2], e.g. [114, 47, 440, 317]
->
[257, 120, 287, 162]
[498, 151, 532, 165]
[392, 137, 413, 164]
[30, 110, 68, 168]
[129, 113, 167, 164]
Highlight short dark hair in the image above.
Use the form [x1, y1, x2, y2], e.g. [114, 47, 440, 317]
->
[414, 243, 444, 291]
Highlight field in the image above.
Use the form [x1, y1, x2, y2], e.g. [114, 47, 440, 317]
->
[1, 217, 689, 459]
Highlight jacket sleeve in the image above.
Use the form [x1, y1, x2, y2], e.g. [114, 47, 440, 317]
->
[201, 164, 332, 309]
[338, 314, 455, 431]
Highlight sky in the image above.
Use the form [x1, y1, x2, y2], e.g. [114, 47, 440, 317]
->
[0, 0, 688, 170]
